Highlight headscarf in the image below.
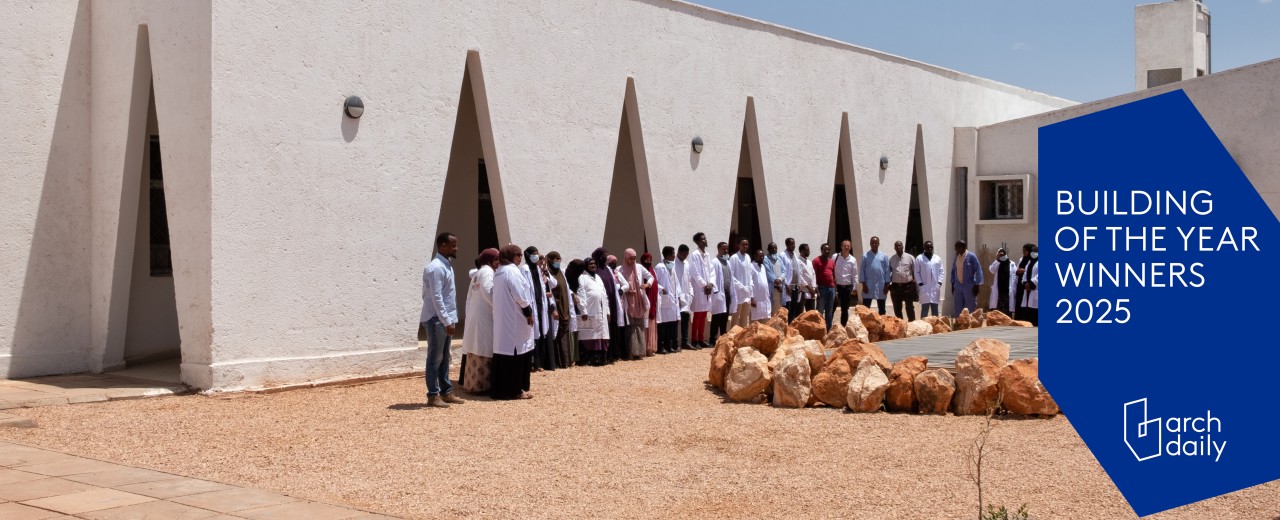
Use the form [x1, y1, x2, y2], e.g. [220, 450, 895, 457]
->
[621, 249, 649, 320]
[592, 247, 619, 317]
[566, 259, 587, 293]
[524, 246, 546, 332]
[477, 248, 499, 269]
[607, 255, 618, 268]
[642, 253, 658, 320]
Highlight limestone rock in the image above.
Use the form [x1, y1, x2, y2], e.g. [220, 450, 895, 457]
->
[772, 306, 789, 321]
[986, 310, 1014, 327]
[998, 359, 1059, 415]
[972, 308, 986, 327]
[923, 316, 952, 334]
[767, 316, 789, 336]
[769, 335, 805, 372]
[846, 356, 890, 413]
[708, 333, 738, 390]
[905, 320, 932, 338]
[823, 324, 848, 349]
[737, 322, 783, 357]
[878, 315, 906, 341]
[845, 318, 870, 343]
[854, 306, 883, 341]
[830, 340, 892, 375]
[772, 350, 812, 408]
[810, 357, 852, 408]
[914, 368, 955, 415]
[1011, 320, 1034, 327]
[954, 309, 977, 331]
[799, 339, 826, 377]
[793, 310, 827, 342]
[953, 338, 1012, 415]
[885, 355, 928, 413]
[725, 347, 772, 402]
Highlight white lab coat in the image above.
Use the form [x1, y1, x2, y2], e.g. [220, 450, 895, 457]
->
[914, 253, 944, 305]
[751, 263, 772, 321]
[576, 273, 611, 341]
[776, 252, 793, 300]
[520, 264, 557, 338]
[797, 256, 817, 301]
[787, 250, 805, 300]
[492, 264, 534, 356]
[654, 261, 684, 323]
[988, 259, 1018, 310]
[711, 259, 730, 314]
[729, 252, 756, 305]
[612, 266, 630, 327]
[675, 257, 692, 313]
[461, 266, 495, 357]
[618, 265, 654, 327]
[1019, 261, 1039, 309]
[688, 250, 718, 313]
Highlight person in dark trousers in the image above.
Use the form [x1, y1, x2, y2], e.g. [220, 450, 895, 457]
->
[1012, 243, 1035, 318]
[709, 241, 732, 346]
[676, 244, 693, 350]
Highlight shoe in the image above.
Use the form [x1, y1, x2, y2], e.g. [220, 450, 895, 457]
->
[426, 395, 450, 408]
[441, 393, 465, 405]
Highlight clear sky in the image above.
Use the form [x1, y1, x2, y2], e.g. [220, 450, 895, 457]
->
[684, 0, 1280, 103]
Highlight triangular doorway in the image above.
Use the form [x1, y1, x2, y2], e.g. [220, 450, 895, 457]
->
[729, 97, 771, 251]
[828, 113, 863, 252]
[905, 124, 933, 256]
[436, 51, 510, 323]
[602, 78, 658, 256]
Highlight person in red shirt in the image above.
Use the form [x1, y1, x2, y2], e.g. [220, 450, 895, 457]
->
[812, 243, 836, 330]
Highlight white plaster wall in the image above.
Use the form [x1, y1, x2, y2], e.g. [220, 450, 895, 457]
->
[203, 0, 1070, 390]
[973, 58, 1280, 255]
[0, 0, 92, 379]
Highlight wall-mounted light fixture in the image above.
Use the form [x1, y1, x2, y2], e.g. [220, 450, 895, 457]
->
[344, 96, 365, 119]
[879, 156, 889, 170]
[691, 136, 704, 154]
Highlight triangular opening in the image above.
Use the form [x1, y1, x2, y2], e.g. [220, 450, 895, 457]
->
[729, 97, 769, 251]
[602, 78, 658, 256]
[905, 124, 932, 256]
[436, 51, 508, 327]
[828, 113, 862, 252]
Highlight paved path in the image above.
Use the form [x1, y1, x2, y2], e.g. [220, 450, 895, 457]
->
[876, 326, 1039, 368]
[0, 440, 398, 519]
[0, 374, 189, 420]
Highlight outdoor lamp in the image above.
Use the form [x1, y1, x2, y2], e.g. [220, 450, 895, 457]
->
[344, 96, 364, 119]
[880, 156, 889, 170]
[691, 136, 704, 154]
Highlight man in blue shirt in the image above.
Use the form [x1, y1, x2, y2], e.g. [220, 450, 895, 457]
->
[421, 232, 465, 408]
[859, 236, 891, 315]
[951, 239, 985, 316]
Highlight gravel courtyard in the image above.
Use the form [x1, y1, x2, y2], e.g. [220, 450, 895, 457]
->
[1, 351, 1275, 520]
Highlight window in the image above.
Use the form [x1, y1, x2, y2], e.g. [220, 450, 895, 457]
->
[1147, 68, 1182, 89]
[149, 136, 172, 277]
[992, 181, 1023, 219]
[977, 175, 1028, 223]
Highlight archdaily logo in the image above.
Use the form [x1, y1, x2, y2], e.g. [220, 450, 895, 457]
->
[1123, 398, 1227, 463]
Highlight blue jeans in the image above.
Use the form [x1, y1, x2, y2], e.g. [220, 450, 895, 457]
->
[818, 286, 836, 330]
[920, 303, 939, 317]
[423, 318, 453, 396]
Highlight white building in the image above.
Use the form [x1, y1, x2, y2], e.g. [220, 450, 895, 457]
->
[1136, 0, 1212, 90]
[7, 0, 1134, 391]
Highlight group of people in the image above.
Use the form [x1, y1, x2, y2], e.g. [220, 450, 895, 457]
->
[418, 231, 1040, 407]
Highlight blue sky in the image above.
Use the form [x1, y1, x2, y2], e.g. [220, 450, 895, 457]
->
[685, 0, 1280, 102]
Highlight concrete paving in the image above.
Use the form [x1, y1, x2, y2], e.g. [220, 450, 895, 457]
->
[0, 440, 398, 519]
[0, 374, 189, 412]
[875, 325, 1039, 368]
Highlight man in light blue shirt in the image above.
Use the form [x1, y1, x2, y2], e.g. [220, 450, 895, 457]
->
[859, 236, 892, 315]
[421, 232, 464, 407]
[763, 242, 789, 317]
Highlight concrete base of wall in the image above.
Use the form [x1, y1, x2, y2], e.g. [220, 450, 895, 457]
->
[183, 348, 424, 392]
[0, 354, 91, 381]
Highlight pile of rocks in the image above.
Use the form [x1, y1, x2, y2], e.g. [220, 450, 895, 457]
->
[707, 308, 1056, 416]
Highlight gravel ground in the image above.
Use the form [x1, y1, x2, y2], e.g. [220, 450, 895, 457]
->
[1, 351, 1277, 520]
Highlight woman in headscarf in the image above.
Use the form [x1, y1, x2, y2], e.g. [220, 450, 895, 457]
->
[987, 247, 1016, 315]
[461, 248, 499, 394]
[620, 249, 654, 360]
[575, 257, 611, 366]
[491, 244, 534, 400]
[546, 251, 576, 369]
[591, 247, 624, 364]
[522, 246, 558, 371]
[641, 253, 660, 356]
[563, 258, 587, 366]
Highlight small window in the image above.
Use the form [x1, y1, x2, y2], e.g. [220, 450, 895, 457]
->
[1147, 68, 1182, 89]
[978, 177, 1027, 222]
[149, 136, 173, 277]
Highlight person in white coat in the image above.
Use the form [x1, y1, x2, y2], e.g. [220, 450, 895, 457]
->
[729, 239, 757, 328]
[914, 241, 945, 318]
[520, 246, 559, 372]
[687, 233, 718, 349]
[491, 245, 534, 400]
[796, 243, 818, 312]
[709, 241, 733, 345]
[653, 246, 685, 354]
[675, 244, 693, 349]
[619, 249, 653, 361]
[750, 250, 772, 322]
[461, 248, 499, 395]
[575, 257, 612, 366]
[987, 247, 1017, 316]
[785, 238, 805, 320]
[1017, 246, 1039, 326]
